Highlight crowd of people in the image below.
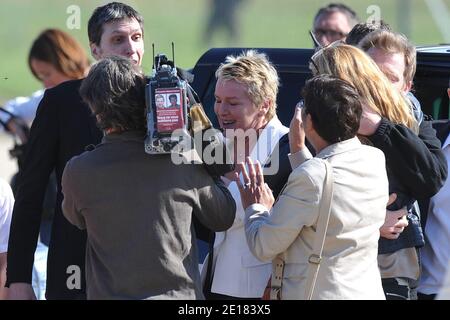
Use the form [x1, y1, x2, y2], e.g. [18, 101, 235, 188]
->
[0, 2, 449, 300]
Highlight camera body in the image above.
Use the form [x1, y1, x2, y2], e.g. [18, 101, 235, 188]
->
[145, 54, 189, 154]
[144, 52, 235, 177]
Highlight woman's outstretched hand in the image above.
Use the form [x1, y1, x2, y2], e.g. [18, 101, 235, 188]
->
[235, 157, 275, 210]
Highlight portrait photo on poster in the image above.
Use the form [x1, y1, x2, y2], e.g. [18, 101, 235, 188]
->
[155, 88, 184, 132]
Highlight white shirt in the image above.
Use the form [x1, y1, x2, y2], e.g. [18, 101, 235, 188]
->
[0, 179, 14, 253]
[0, 90, 44, 129]
[418, 133, 450, 295]
[210, 116, 289, 298]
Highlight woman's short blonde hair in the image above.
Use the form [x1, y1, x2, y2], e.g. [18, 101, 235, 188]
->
[311, 43, 417, 131]
[215, 50, 279, 121]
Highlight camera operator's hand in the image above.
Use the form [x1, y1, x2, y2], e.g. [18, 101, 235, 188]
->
[189, 104, 235, 178]
[235, 157, 274, 210]
[198, 128, 235, 179]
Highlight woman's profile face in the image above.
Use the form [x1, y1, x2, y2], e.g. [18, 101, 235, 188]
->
[214, 78, 267, 135]
[31, 58, 72, 89]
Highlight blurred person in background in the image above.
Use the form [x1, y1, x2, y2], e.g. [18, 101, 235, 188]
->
[0, 179, 14, 299]
[0, 28, 89, 300]
[312, 3, 359, 47]
[0, 29, 90, 141]
[203, 0, 245, 46]
[6, 2, 145, 300]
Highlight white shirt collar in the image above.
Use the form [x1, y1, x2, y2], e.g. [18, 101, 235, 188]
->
[249, 116, 289, 165]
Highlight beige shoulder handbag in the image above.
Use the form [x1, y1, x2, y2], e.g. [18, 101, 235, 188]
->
[270, 159, 334, 300]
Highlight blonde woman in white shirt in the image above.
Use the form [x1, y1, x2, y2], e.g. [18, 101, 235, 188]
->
[202, 50, 292, 299]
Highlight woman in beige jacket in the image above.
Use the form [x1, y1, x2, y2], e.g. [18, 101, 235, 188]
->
[237, 75, 388, 299]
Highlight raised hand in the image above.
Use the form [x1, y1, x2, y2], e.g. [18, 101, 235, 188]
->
[289, 105, 306, 154]
[358, 104, 382, 137]
[235, 157, 274, 210]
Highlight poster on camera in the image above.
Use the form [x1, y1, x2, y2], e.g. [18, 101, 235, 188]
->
[155, 88, 184, 133]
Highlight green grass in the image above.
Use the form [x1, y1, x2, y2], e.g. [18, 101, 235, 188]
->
[0, 0, 449, 101]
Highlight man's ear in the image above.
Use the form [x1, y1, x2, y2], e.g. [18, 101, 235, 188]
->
[305, 113, 314, 131]
[90, 43, 101, 60]
[304, 113, 318, 138]
[403, 80, 412, 94]
[304, 113, 320, 153]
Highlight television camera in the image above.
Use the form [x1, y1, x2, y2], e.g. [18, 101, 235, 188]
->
[145, 44, 234, 177]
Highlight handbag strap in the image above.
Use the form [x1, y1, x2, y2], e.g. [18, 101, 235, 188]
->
[270, 159, 334, 300]
[270, 255, 284, 300]
[304, 159, 334, 300]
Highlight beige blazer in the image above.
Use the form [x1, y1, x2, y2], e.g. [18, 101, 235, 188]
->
[245, 138, 388, 299]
